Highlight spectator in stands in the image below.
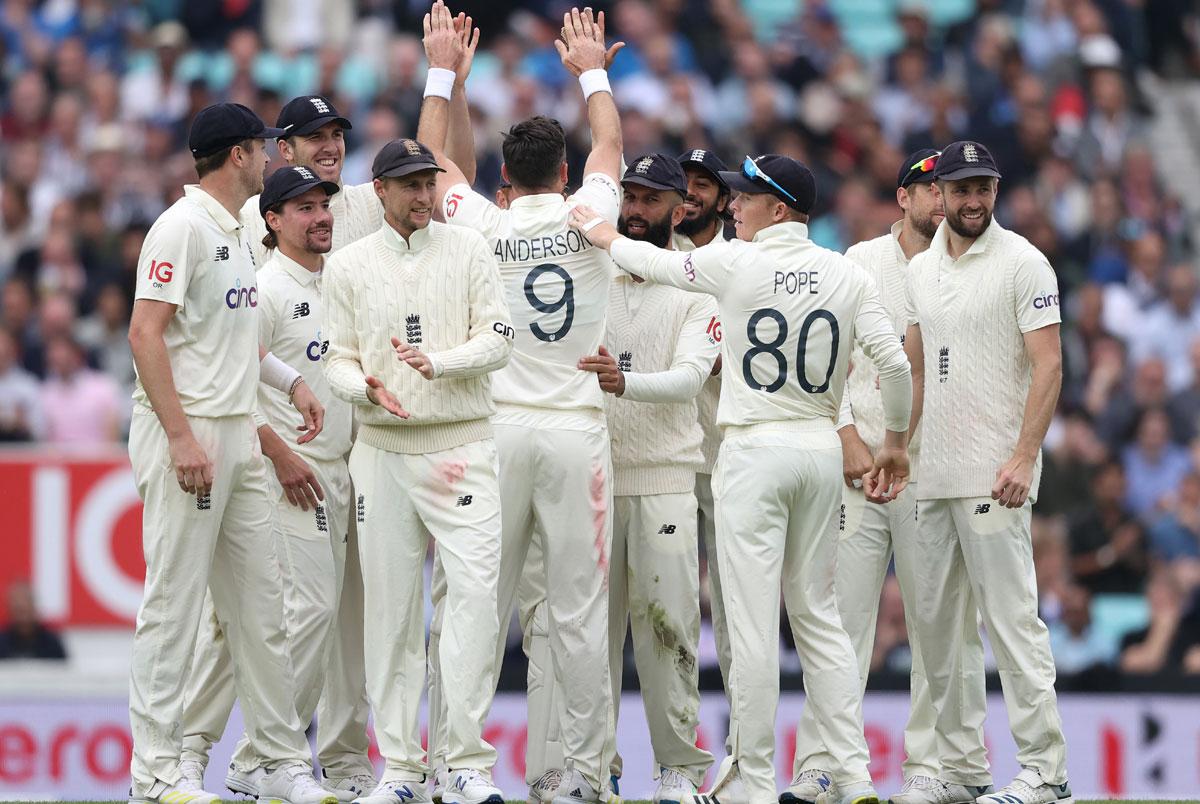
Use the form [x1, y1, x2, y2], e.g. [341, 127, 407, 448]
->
[1123, 408, 1193, 520]
[0, 326, 42, 441]
[1039, 412, 1108, 516]
[0, 580, 66, 660]
[40, 334, 121, 444]
[1119, 570, 1196, 674]
[1068, 460, 1148, 594]
[1130, 264, 1200, 392]
[1048, 584, 1117, 674]
[1168, 340, 1200, 443]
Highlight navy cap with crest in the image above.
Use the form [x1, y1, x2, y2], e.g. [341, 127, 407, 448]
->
[622, 153, 688, 195]
[277, 95, 352, 138]
[720, 154, 817, 214]
[677, 148, 730, 192]
[932, 140, 1002, 182]
[372, 138, 445, 180]
[189, 103, 285, 159]
[260, 165, 340, 219]
[897, 148, 941, 188]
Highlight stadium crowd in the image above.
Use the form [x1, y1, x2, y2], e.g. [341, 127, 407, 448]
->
[1, 0, 1198, 680]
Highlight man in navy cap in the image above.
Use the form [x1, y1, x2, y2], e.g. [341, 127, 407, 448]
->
[902, 141, 1071, 804]
[127, 102, 334, 804]
[675, 149, 731, 251]
[789, 148, 945, 804]
[569, 153, 914, 804]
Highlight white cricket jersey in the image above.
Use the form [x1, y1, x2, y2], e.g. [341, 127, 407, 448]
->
[674, 227, 727, 474]
[442, 174, 621, 414]
[843, 222, 922, 478]
[241, 180, 384, 268]
[255, 250, 352, 463]
[133, 185, 260, 418]
[610, 222, 911, 432]
[905, 219, 1061, 500]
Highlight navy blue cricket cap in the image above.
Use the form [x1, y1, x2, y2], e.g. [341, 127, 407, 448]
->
[372, 138, 444, 180]
[720, 154, 817, 214]
[677, 148, 730, 192]
[277, 95, 352, 138]
[189, 103, 285, 159]
[932, 140, 1002, 182]
[623, 153, 688, 195]
[898, 148, 941, 188]
[260, 165, 340, 218]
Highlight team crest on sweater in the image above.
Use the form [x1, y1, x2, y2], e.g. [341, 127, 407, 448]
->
[618, 351, 633, 372]
[405, 314, 422, 345]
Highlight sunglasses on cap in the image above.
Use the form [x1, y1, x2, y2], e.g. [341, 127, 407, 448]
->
[909, 151, 941, 175]
[742, 156, 797, 204]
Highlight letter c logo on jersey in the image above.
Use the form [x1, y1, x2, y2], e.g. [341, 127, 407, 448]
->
[306, 330, 329, 361]
[147, 259, 173, 287]
[1033, 293, 1060, 310]
[225, 279, 258, 310]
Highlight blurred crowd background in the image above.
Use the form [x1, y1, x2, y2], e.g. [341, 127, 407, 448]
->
[1, 0, 1199, 683]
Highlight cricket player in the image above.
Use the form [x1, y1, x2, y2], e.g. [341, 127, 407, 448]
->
[323, 136, 514, 804]
[416, 5, 625, 803]
[789, 149, 944, 804]
[568, 152, 913, 804]
[127, 102, 335, 804]
[902, 141, 1071, 804]
[673, 149, 735, 778]
[581, 152, 719, 801]
[176, 166, 360, 800]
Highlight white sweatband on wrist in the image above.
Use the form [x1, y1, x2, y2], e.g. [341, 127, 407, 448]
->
[424, 67, 455, 100]
[260, 351, 302, 393]
[578, 69, 611, 100]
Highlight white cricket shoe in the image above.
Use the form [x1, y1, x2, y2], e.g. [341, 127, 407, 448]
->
[258, 762, 339, 804]
[683, 760, 748, 804]
[226, 763, 267, 798]
[355, 779, 435, 804]
[429, 766, 450, 803]
[654, 767, 698, 804]
[529, 768, 566, 804]
[442, 768, 504, 804]
[178, 759, 207, 791]
[825, 782, 880, 804]
[977, 768, 1072, 804]
[890, 777, 992, 804]
[323, 769, 379, 803]
[780, 770, 836, 804]
[129, 781, 220, 804]
[552, 768, 602, 804]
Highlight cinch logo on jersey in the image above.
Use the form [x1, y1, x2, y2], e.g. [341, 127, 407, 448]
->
[225, 278, 258, 309]
[618, 351, 632, 372]
[705, 316, 722, 344]
[774, 269, 819, 296]
[306, 330, 329, 361]
[682, 254, 696, 282]
[147, 259, 173, 287]
[1033, 292, 1060, 310]
[405, 314, 422, 345]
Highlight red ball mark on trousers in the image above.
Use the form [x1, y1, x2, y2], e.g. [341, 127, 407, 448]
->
[590, 462, 609, 587]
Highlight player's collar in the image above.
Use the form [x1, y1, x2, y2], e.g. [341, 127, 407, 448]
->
[752, 221, 809, 243]
[269, 249, 322, 286]
[509, 192, 564, 209]
[381, 220, 433, 253]
[185, 184, 243, 234]
[889, 220, 907, 264]
[930, 216, 1002, 259]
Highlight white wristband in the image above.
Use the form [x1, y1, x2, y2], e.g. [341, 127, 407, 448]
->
[578, 69, 611, 100]
[424, 67, 455, 100]
[260, 351, 302, 393]
[580, 216, 605, 234]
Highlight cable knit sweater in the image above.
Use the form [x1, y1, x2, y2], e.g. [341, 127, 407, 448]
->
[324, 221, 513, 454]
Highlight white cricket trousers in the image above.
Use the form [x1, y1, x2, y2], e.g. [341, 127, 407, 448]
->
[351, 437, 502, 780]
[127, 411, 308, 793]
[695, 472, 734, 751]
[792, 484, 937, 780]
[180, 456, 351, 771]
[911, 498, 1068, 786]
[714, 424, 871, 804]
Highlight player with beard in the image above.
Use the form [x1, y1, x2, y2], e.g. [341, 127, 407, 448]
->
[903, 141, 1070, 804]
[788, 149, 943, 804]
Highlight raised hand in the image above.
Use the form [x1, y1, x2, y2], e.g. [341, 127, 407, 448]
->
[555, 7, 623, 77]
[365, 375, 411, 418]
[392, 336, 436, 380]
[422, 0, 463, 72]
[452, 11, 481, 85]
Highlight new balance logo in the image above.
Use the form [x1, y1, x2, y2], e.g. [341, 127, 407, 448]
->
[618, 350, 632, 372]
[406, 313, 422, 345]
[657, 524, 676, 534]
[215, 246, 229, 261]
[196, 493, 211, 511]
[315, 504, 328, 532]
[393, 785, 417, 801]
[974, 503, 991, 515]
[456, 495, 473, 507]
[293, 302, 310, 319]
[938, 346, 950, 383]
[357, 493, 365, 522]
[309, 98, 331, 115]
[453, 778, 467, 792]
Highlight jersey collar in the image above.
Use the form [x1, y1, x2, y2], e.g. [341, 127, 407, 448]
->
[889, 220, 908, 265]
[752, 221, 809, 243]
[267, 248, 323, 286]
[184, 185, 244, 234]
[509, 193, 565, 210]
[381, 220, 433, 253]
[930, 216, 1002, 260]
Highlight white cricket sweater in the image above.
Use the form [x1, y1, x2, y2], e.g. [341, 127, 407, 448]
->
[605, 275, 719, 496]
[843, 222, 922, 481]
[242, 180, 384, 268]
[323, 221, 514, 454]
[905, 219, 1061, 500]
[674, 227, 727, 474]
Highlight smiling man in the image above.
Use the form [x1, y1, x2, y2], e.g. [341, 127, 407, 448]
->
[902, 141, 1070, 804]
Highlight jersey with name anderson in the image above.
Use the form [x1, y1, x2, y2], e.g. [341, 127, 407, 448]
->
[442, 173, 621, 413]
